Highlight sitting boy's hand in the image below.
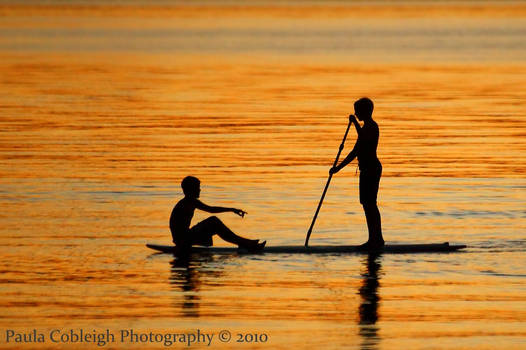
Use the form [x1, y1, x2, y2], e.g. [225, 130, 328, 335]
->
[329, 166, 339, 175]
[233, 208, 247, 218]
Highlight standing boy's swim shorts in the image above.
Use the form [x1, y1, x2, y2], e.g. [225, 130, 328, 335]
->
[359, 165, 382, 205]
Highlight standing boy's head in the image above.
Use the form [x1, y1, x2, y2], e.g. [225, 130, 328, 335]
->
[181, 176, 201, 198]
[354, 97, 374, 121]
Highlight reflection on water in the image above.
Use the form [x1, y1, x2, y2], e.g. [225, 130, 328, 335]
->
[169, 256, 202, 318]
[359, 253, 382, 350]
[169, 254, 220, 319]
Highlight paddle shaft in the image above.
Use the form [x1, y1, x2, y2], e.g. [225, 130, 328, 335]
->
[305, 118, 353, 247]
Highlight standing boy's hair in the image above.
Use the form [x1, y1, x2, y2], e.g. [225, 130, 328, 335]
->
[354, 97, 374, 118]
[181, 176, 200, 196]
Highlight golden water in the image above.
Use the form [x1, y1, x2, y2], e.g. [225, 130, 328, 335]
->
[0, 2, 525, 349]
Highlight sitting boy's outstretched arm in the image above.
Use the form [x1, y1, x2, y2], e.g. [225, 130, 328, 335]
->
[195, 199, 247, 217]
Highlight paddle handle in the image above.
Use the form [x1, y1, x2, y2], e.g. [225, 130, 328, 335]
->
[305, 118, 352, 247]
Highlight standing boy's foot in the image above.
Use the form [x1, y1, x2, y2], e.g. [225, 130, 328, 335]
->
[357, 240, 384, 251]
[357, 242, 371, 251]
[369, 240, 385, 250]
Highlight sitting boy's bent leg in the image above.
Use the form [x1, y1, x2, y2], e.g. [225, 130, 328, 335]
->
[189, 217, 218, 246]
[191, 216, 257, 248]
[191, 216, 221, 231]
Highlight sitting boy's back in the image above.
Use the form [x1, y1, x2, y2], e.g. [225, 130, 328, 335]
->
[169, 197, 196, 246]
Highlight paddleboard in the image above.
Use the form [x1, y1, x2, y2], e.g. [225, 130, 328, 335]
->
[146, 242, 466, 254]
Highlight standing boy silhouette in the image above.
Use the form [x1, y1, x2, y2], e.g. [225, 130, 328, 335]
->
[330, 98, 384, 249]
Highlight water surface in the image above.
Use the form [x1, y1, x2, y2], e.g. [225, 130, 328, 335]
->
[0, 1, 525, 349]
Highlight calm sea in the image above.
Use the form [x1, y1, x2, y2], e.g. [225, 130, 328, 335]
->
[0, 1, 525, 349]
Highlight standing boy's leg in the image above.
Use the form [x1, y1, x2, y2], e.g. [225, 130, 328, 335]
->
[360, 168, 384, 247]
[363, 203, 383, 246]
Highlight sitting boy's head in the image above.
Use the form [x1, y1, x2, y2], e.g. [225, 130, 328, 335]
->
[354, 97, 374, 121]
[181, 176, 200, 198]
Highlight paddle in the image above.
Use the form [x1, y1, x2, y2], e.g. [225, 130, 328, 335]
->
[305, 116, 353, 247]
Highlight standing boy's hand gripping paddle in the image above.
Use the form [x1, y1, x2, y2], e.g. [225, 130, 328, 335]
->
[305, 115, 354, 247]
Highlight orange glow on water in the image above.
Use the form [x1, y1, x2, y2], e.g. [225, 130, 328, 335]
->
[0, 2, 525, 349]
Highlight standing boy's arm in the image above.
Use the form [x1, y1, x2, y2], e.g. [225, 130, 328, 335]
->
[350, 114, 361, 134]
[195, 200, 247, 217]
[330, 139, 359, 174]
[329, 115, 360, 175]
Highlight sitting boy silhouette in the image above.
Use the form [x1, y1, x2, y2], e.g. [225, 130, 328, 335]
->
[330, 97, 384, 249]
[170, 176, 265, 253]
